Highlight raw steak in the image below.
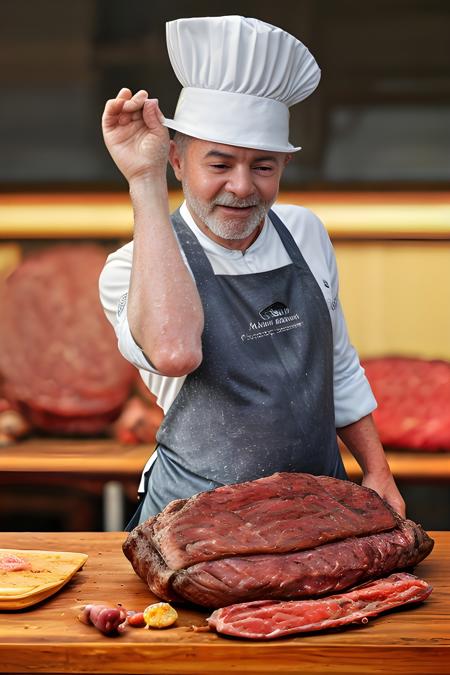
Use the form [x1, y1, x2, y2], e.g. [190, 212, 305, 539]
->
[123, 473, 434, 608]
[0, 245, 136, 434]
[143, 472, 398, 571]
[207, 572, 432, 639]
[171, 518, 432, 607]
[362, 357, 450, 451]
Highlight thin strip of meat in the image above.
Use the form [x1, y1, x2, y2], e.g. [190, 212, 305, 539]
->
[207, 572, 432, 640]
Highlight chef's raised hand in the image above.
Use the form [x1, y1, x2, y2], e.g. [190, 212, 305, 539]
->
[101, 88, 170, 183]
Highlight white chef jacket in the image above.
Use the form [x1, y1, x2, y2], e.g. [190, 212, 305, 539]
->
[99, 201, 376, 433]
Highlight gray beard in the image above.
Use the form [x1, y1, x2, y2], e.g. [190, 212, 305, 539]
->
[183, 182, 273, 240]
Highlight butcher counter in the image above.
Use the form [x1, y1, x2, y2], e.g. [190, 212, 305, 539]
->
[2, 439, 450, 532]
[0, 532, 448, 674]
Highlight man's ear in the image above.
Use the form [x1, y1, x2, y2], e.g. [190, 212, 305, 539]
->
[284, 153, 293, 166]
[169, 140, 183, 181]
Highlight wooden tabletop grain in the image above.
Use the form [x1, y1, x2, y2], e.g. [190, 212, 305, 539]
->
[0, 531, 448, 674]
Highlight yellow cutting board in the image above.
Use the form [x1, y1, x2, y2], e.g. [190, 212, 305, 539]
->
[0, 548, 88, 610]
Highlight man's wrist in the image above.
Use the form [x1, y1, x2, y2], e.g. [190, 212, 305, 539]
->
[129, 171, 168, 195]
[362, 461, 393, 482]
[129, 173, 170, 216]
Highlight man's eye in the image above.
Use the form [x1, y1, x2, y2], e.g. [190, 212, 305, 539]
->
[254, 166, 273, 172]
[210, 164, 228, 170]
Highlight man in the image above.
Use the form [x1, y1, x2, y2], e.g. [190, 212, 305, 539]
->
[99, 16, 405, 527]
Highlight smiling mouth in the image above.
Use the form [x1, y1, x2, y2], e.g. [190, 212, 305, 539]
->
[217, 205, 255, 211]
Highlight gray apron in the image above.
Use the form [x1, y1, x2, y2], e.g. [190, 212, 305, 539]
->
[129, 208, 345, 529]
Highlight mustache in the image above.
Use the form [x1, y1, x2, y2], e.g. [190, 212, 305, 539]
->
[213, 194, 260, 208]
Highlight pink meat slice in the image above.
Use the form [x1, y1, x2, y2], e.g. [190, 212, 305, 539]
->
[207, 572, 432, 640]
[0, 554, 32, 571]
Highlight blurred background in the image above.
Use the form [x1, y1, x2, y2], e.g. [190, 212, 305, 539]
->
[0, 0, 449, 532]
[2, 0, 450, 190]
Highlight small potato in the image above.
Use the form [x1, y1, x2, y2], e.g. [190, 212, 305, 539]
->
[143, 602, 178, 629]
[127, 611, 146, 627]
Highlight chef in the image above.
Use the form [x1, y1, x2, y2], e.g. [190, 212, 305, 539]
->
[99, 16, 405, 528]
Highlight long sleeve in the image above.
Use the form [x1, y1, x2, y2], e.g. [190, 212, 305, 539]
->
[98, 243, 160, 374]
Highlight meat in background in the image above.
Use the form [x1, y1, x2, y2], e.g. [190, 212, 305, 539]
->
[112, 388, 164, 445]
[0, 245, 136, 436]
[0, 379, 31, 446]
[363, 357, 450, 451]
[0, 243, 164, 445]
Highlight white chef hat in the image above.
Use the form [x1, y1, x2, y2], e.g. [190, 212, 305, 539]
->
[162, 16, 320, 153]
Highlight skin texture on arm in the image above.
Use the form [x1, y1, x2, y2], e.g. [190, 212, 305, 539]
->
[337, 414, 406, 517]
[101, 89, 204, 376]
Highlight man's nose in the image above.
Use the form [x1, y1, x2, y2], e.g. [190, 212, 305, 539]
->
[225, 167, 255, 198]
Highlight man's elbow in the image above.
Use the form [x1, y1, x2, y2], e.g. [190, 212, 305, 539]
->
[151, 344, 203, 377]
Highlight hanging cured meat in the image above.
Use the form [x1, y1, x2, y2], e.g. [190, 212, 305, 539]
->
[362, 357, 450, 451]
[0, 245, 136, 434]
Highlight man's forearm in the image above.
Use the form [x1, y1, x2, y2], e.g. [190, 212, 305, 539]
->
[127, 175, 204, 376]
[337, 413, 405, 516]
[337, 413, 390, 476]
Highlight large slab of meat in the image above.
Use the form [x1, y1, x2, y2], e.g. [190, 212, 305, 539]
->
[207, 572, 433, 639]
[0, 245, 135, 434]
[123, 472, 434, 608]
[362, 357, 450, 451]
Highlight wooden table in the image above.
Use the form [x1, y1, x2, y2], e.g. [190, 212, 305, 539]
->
[0, 531, 448, 674]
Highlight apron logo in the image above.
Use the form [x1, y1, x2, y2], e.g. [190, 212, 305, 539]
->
[259, 302, 290, 320]
[241, 301, 303, 342]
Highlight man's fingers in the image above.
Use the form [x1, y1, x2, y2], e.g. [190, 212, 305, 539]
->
[102, 89, 143, 129]
[104, 97, 125, 114]
[102, 89, 165, 138]
[122, 90, 149, 113]
[102, 97, 126, 130]
[142, 98, 165, 130]
[103, 89, 142, 115]
[116, 87, 132, 99]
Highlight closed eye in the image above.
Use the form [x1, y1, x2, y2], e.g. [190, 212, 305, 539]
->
[210, 163, 229, 170]
[254, 165, 275, 173]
